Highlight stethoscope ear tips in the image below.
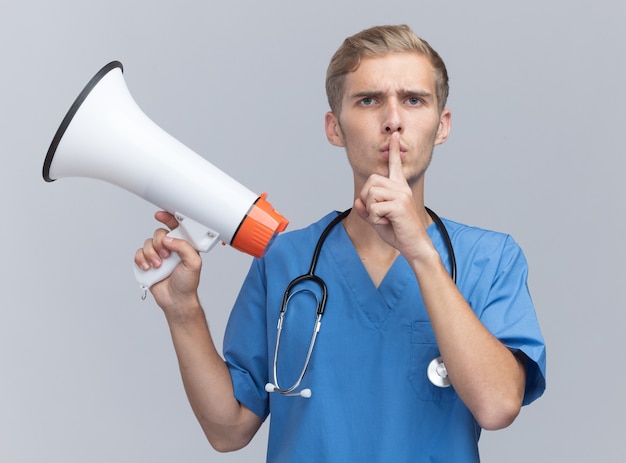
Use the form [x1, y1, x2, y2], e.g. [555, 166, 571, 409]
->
[265, 383, 312, 398]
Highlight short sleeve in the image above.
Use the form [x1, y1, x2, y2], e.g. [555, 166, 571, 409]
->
[223, 259, 271, 419]
[478, 236, 546, 406]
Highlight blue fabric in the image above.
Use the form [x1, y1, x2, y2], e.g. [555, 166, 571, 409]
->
[223, 211, 546, 462]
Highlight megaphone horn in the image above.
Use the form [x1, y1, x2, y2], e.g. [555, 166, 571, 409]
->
[43, 61, 288, 293]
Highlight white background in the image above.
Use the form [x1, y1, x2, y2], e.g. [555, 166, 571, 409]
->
[1, 1, 624, 461]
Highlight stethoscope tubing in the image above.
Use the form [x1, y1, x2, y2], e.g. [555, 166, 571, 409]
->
[266, 207, 456, 398]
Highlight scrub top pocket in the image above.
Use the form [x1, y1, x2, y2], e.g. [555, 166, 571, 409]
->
[409, 321, 457, 402]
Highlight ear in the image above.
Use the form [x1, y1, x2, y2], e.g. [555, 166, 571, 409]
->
[434, 109, 452, 146]
[325, 112, 345, 147]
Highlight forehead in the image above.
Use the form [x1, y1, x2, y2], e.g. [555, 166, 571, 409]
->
[343, 53, 437, 96]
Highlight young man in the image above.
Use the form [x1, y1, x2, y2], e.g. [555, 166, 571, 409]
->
[135, 24, 546, 462]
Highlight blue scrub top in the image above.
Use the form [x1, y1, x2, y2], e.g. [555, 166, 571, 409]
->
[224, 211, 546, 462]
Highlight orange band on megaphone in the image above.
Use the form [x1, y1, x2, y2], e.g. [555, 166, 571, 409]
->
[231, 193, 289, 258]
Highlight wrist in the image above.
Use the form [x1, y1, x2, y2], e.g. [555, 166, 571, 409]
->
[162, 295, 205, 326]
[409, 247, 446, 277]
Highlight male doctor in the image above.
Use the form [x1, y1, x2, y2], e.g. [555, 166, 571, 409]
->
[135, 24, 546, 462]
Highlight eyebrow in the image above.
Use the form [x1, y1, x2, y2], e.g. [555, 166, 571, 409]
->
[349, 88, 434, 100]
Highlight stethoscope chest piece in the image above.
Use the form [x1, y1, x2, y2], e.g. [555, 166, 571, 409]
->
[427, 356, 451, 388]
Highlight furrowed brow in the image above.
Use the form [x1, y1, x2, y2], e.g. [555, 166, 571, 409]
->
[401, 88, 434, 99]
[350, 90, 384, 100]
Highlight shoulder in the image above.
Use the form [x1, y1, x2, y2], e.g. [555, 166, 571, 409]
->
[441, 217, 520, 249]
[263, 211, 344, 257]
[246, 210, 345, 286]
[439, 217, 528, 271]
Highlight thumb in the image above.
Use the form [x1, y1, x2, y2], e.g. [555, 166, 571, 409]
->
[162, 235, 202, 272]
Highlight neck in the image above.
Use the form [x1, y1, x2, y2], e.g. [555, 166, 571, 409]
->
[343, 204, 432, 249]
[342, 206, 432, 288]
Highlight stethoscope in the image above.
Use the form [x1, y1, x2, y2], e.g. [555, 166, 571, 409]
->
[265, 207, 457, 398]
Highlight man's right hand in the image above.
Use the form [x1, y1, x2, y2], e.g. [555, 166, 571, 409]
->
[134, 211, 203, 315]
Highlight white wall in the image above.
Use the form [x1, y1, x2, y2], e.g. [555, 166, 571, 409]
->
[1, 1, 624, 461]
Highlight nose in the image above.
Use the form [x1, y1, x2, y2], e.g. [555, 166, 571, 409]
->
[385, 124, 402, 133]
[383, 102, 402, 133]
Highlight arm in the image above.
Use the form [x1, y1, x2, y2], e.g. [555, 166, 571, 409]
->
[354, 134, 525, 430]
[408, 251, 526, 429]
[135, 211, 263, 451]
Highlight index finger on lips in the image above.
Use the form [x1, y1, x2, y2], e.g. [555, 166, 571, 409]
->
[388, 132, 403, 182]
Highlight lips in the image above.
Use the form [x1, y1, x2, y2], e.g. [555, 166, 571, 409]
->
[380, 143, 408, 159]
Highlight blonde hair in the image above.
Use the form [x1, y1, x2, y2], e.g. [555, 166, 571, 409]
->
[325, 24, 449, 115]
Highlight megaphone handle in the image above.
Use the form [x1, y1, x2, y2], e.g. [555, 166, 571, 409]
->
[133, 229, 184, 298]
[133, 247, 182, 298]
[133, 215, 221, 299]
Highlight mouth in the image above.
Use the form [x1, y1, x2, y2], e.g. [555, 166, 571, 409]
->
[380, 143, 408, 160]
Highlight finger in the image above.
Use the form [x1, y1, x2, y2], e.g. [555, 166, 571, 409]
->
[365, 199, 392, 225]
[155, 211, 180, 230]
[357, 186, 393, 226]
[161, 235, 202, 272]
[152, 228, 173, 261]
[134, 247, 152, 271]
[136, 235, 166, 269]
[388, 132, 404, 182]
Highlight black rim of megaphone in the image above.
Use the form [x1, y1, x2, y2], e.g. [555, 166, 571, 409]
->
[42, 61, 124, 182]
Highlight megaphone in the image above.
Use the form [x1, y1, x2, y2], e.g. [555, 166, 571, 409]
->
[43, 61, 288, 294]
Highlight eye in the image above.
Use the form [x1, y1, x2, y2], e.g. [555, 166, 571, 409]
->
[359, 97, 375, 106]
[406, 97, 422, 106]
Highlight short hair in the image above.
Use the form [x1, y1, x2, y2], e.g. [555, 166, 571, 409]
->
[325, 24, 449, 115]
